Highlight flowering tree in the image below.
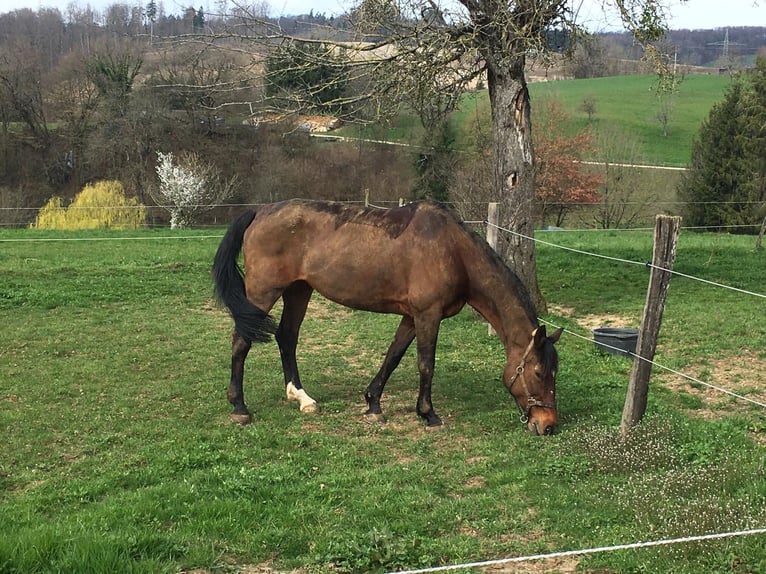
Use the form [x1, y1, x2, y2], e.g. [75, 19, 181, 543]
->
[153, 151, 237, 228]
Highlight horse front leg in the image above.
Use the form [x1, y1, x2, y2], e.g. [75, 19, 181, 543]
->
[414, 315, 443, 427]
[277, 281, 318, 413]
[228, 331, 253, 424]
[364, 315, 416, 422]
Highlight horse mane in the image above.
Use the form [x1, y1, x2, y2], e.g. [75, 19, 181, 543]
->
[434, 202, 540, 327]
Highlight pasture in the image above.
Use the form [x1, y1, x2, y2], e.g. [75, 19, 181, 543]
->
[339, 74, 732, 167]
[1, 223, 765, 573]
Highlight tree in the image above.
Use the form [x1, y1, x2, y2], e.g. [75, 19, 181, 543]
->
[152, 43, 249, 132]
[265, 41, 350, 115]
[655, 63, 682, 137]
[412, 120, 457, 202]
[678, 57, 766, 232]
[193, 6, 205, 31]
[87, 49, 143, 116]
[146, 0, 157, 44]
[534, 100, 603, 227]
[33, 180, 146, 230]
[593, 127, 654, 229]
[0, 36, 51, 150]
[152, 151, 237, 228]
[190, 0, 674, 311]
[579, 94, 597, 122]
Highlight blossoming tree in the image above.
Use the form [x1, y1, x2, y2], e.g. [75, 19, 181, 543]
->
[153, 151, 237, 228]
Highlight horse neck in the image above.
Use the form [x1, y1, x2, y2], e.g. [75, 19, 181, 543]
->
[462, 239, 537, 354]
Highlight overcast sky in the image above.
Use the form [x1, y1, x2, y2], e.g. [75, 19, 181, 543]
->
[0, 0, 763, 32]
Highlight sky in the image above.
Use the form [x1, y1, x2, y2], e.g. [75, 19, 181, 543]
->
[0, 0, 763, 32]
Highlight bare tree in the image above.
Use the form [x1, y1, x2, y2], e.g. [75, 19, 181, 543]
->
[593, 127, 656, 229]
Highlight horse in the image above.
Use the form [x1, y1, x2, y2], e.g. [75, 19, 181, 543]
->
[212, 199, 563, 435]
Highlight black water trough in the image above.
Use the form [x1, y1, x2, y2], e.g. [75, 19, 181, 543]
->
[592, 327, 639, 358]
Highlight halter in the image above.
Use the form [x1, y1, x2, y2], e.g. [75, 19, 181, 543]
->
[508, 335, 557, 423]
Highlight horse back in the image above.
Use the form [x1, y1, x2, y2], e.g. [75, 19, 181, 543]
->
[241, 200, 470, 314]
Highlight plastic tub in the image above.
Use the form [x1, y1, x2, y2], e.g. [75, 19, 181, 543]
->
[592, 327, 639, 358]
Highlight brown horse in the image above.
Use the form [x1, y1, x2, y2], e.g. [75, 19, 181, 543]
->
[212, 199, 562, 435]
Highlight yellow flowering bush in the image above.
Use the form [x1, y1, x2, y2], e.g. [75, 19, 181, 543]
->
[33, 181, 146, 230]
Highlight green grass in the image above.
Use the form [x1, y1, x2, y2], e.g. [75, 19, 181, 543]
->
[530, 74, 732, 166]
[340, 73, 732, 168]
[1, 227, 765, 573]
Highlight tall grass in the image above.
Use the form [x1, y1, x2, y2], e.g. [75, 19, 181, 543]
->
[0, 227, 764, 573]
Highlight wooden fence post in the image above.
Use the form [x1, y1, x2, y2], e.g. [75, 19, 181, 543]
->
[487, 203, 499, 336]
[620, 214, 682, 435]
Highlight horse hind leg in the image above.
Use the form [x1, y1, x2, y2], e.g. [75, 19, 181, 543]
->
[365, 315, 416, 422]
[277, 282, 318, 414]
[228, 331, 253, 424]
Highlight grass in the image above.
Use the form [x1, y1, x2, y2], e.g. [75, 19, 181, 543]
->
[531, 73, 731, 166]
[1, 226, 765, 573]
[339, 73, 732, 168]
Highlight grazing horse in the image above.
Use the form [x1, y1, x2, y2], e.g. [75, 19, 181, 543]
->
[212, 199, 562, 435]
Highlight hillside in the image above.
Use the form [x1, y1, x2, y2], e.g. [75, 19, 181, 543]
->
[529, 73, 732, 166]
[352, 73, 733, 168]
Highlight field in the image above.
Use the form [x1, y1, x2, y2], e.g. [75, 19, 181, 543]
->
[1, 225, 765, 573]
[340, 73, 732, 168]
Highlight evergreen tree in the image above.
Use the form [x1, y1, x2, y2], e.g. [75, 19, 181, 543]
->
[193, 6, 204, 31]
[265, 41, 349, 113]
[679, 57, 766, 231]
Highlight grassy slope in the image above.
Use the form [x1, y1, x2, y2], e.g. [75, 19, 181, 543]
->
[529, 73, 731, 166]
[0, 227, 764, 573]
[342, 73, 732, 168]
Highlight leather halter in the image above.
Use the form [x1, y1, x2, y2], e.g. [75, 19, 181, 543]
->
[508, 335, 557, 423]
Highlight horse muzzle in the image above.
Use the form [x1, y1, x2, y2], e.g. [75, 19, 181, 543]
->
[526, 407, 557, 435]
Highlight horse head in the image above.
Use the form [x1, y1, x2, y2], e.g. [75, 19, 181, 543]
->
[504, 325, 563, 435]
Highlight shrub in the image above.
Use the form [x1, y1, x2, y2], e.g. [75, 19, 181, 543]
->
[32, 181, 146, 230]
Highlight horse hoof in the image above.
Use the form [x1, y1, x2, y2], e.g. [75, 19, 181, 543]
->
[364, 412, 387, 423]
[425, 417, 444, 428]
[230, 412, 252, 425]
[300, 402, 319, 414]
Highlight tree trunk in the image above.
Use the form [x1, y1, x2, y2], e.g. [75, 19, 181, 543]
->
[487, 58, 546, 313]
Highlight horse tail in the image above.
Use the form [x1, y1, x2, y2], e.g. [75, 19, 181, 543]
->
[212, 209, 276, 343]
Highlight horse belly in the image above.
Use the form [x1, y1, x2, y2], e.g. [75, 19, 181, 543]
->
[304, 252, 409, 313]
[302, 238, 462, 315]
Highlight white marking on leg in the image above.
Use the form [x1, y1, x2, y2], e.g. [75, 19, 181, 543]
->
[286, 381, 318, 413]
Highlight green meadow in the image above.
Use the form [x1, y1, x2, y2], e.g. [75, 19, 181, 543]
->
[1, 226, 764, 573]
[342, 73, 732, 168]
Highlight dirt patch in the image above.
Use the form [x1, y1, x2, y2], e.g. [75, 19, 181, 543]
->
[657, 350, 766, 446]
[244, 113, 341, 133]
[549, 304, 636, 332]
[661, 352, 766, 421]
[484, 556, 580, 573]
[182, 560, 308, 574]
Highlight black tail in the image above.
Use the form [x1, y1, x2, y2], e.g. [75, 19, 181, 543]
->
[212, 209, 276, 343]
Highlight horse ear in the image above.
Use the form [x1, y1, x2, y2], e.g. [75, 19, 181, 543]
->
[548, 327, 564, 344]
[533, 325, 547, 347]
